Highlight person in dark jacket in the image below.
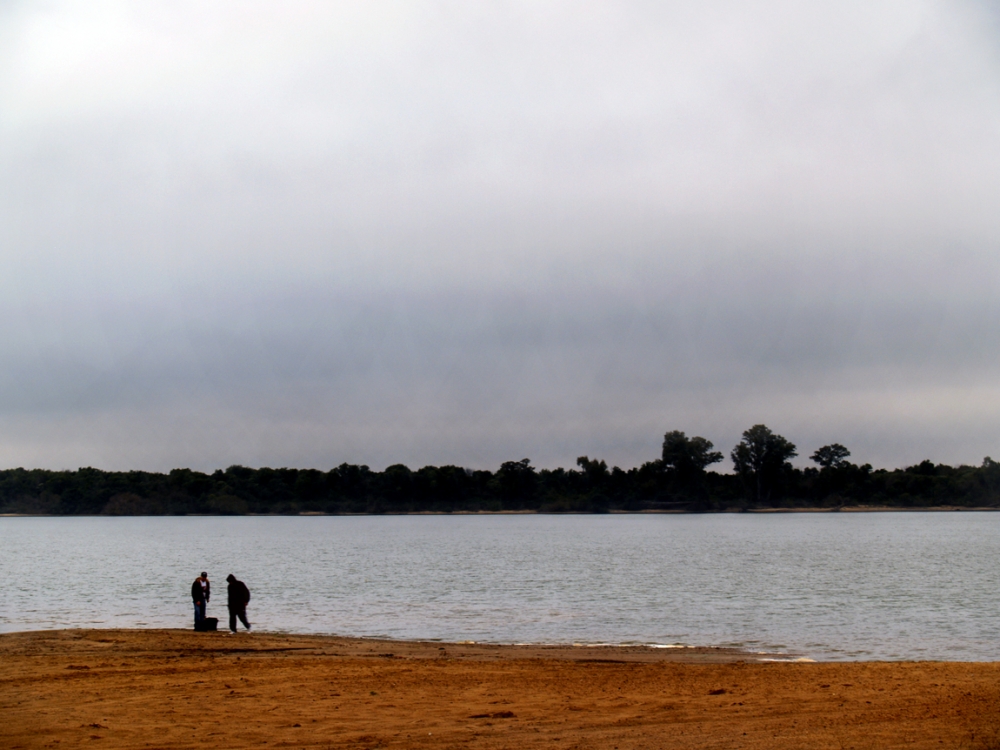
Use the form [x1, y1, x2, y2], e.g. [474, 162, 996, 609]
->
[226, 574, 251, 633]
[191, 572, 210, 630]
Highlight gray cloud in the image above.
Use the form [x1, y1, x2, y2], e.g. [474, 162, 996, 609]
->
[1, 1, 999, 472]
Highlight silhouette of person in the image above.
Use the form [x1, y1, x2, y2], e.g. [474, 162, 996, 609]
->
[226, 574, 251, 633]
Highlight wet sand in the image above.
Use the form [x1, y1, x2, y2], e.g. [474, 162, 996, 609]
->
[3, 629, 1000, 749]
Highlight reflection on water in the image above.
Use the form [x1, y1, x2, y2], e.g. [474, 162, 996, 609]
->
[2, 513, 999, 661]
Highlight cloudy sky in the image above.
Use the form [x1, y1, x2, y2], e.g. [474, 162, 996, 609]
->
[2, 1, 999, 473]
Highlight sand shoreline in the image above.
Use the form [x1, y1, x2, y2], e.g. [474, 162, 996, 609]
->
[0, 627, 788, 664]
[4, 629, 1000, 749]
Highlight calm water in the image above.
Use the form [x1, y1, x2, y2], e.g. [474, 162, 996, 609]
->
[2, 513, 999, 661]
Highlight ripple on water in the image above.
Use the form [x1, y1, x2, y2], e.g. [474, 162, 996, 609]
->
[2, 512, 999, 661]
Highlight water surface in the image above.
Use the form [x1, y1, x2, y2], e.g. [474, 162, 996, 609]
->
[2, 513, 999, 660]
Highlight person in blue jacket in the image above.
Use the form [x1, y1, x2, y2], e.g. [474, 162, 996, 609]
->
[190, 572, 210, 629]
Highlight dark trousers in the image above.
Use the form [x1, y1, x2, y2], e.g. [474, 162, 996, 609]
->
[193, 601, 206, 629]
[229, 606, 250, 632]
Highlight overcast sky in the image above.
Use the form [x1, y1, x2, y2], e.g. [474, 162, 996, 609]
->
[2, 1, 999, 473]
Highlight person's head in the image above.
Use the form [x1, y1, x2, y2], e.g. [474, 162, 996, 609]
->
[226, 574, 236, 583]
[200, 572, 208, 580]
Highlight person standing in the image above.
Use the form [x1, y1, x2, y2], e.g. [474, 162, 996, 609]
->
[226, 574, 251, 633]
[191, 572, 210, 630]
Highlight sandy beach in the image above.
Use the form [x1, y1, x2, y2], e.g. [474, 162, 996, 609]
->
[3, 630, 1000, 749]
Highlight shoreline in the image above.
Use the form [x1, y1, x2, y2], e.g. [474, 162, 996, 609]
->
[0, 627, 791, 664]
[3, 505, 999, 517]
[4, 629, 1000, 749]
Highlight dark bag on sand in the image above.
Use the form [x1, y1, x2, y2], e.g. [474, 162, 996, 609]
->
[195, 617, 219, 632]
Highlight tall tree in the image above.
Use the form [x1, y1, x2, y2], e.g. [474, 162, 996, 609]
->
[576, 456, 609, 485]
[731, 425, 797, 505]
[661, 431, 723, 483]
[811, 444, 851, 469]
[497, 459, 537, 509]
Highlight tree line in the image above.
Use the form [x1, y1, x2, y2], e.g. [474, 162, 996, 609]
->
[2, 425, 999, 515]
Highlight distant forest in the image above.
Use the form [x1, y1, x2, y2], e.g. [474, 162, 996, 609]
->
[2, 425, 999, 515]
